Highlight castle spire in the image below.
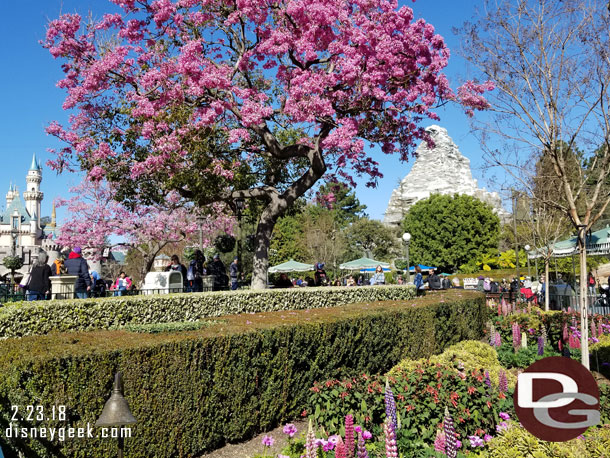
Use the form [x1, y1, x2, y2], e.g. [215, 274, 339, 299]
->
[30, 153, 38, 171]
[49, 202, 57, 228]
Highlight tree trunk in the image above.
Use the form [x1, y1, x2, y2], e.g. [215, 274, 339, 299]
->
[545, 259, 550, 312]
[578, 230, 590, 369]
[251, 206, 279, 290]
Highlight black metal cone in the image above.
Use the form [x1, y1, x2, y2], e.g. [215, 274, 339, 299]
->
[95, 372, 137, 427]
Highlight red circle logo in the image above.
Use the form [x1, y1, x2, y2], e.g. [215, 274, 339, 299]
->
[513, 357, 600, 441]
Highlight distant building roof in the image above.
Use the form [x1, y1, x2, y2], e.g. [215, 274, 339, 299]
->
[1, 193, 31, 223]
[110, 251, 126, 264]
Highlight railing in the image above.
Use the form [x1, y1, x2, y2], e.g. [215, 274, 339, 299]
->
[548, 291, 610, 315]
[0, 283, 25, 303]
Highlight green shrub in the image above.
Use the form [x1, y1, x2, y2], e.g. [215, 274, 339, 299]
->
[115, 320, 219, 333]
[388, 340, 516, 389]
[0, 292, 487, 458]
[476, 423, 610, 458]
[496, 342, 561, 370]
[591, 334, 610, 378]
[0, 284, 418, 338]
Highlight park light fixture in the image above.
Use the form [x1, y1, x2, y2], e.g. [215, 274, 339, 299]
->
[96, 372, 137, 458]
[524, 245, 531, 278]
[402, 232, 411, 283]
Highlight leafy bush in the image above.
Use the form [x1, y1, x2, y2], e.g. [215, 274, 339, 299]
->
[0, 284, 423, 338]
[0, 294, 487, 458]
[308, 362, 513, 456]
[115, 320, 219, 333]
[388, 340, 515, 389]
[496, 342, 561, 369]
[591, 334, 610, 378]
[475, 423, 610, 458]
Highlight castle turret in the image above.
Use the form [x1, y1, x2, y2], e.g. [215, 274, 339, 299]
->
[6, 182, 17, 206]
[23, 153, 43, 229]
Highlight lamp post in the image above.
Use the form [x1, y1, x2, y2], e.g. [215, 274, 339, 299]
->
[196, 215, 205, 253]
[235, 198, 245, 267]
[10, 226, 18, 257]
[524, 244, 531, 279]
[96, 372, 137, 458]
[402, 232, 411, 283]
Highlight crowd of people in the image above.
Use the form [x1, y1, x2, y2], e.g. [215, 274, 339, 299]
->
[18, 247, 243, 301]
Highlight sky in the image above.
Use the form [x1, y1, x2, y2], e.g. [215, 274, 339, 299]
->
[0, 0, 501, 224]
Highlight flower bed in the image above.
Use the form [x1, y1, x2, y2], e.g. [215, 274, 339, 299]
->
[0, 291, 486, 458]
[0, 284, 418, 338]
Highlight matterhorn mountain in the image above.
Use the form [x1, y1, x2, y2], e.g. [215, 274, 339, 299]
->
[383, 125, 509, 226]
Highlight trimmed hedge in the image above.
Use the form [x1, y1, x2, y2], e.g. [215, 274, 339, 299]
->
[0, 285, 417, 338]
[0, 291, 487, 458]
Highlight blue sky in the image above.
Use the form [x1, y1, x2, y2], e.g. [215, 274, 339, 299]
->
[0, 0, 499, 224]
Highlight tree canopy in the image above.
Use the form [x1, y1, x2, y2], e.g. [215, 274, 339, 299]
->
[402, 194, 500, 271]
[43, 0, 490, 288]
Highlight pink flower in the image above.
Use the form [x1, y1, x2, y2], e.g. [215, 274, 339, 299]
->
[283, 423, 298, 438]
[261, 435, 274, 447]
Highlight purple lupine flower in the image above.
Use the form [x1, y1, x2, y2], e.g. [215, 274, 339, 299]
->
[537, 336, 544, 356]
[499, 412, 510, 420]
[489, 330, 496, 346]
[512, 323, 521, 350]
[444, 407, 458, 458]
[499, 370, 508, 393]
[495, 331, 501, 347]
[563, 323, 569, 341]
[305, 419, 317, 458]
[383, 419, 398, 458]
[484, 370, 492, 389]
[357, 431, 369, 458]
[598, 322, 603, 336]
[591, 319, 597, 338]
[384, 379, 397, 430]
[345, 414, 354, 458]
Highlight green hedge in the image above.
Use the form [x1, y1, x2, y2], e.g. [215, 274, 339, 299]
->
[0, 285, 419, 338]
[0, 291, 487, 458]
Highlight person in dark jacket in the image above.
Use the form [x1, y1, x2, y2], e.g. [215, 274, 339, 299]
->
[26, 251, 52, 301]
[208, 254, 228, 290]
[229, 257, 239, 290]
[64, 247, 91, 299]
[427, 270, 442, 290]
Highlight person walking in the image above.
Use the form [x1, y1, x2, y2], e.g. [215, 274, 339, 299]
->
[186, 250, 205, 292]
[229, 257, 239, 290]
[26, 252, 52, 301]
[208, 254, 228, 290]
[64, 247, 91, 299]
[414, 265, 424, 296]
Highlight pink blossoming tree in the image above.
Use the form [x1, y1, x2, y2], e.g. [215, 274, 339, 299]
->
[44, 0, 490, 288]
[56, 177, 233, 283]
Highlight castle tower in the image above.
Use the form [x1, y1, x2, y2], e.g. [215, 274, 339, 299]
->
[23, 153, 43, 229]
[5, 182, 17, 206]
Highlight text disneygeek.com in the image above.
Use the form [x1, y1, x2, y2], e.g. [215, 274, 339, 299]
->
[4, 423, 132, 441]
